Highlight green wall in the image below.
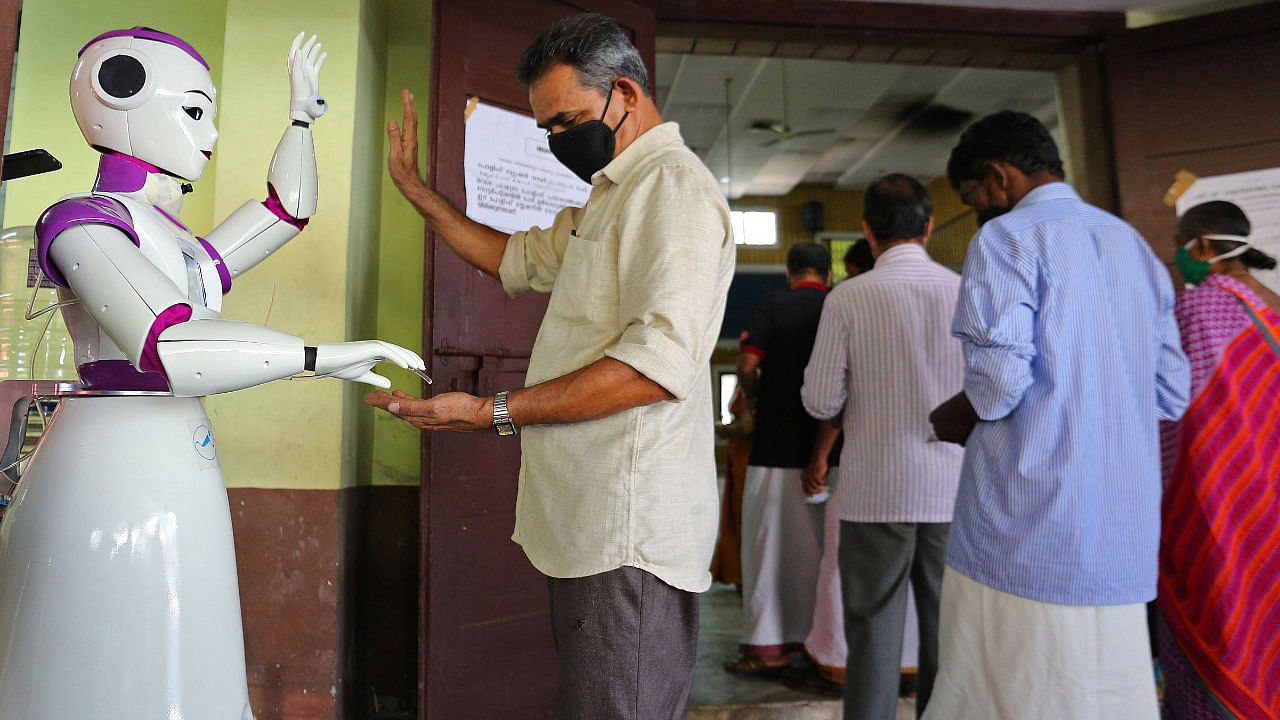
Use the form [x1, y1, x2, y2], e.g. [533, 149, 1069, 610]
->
[365, 2, 431, 487]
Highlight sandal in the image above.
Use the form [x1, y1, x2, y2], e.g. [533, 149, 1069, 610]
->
[723, 655, 790, 676]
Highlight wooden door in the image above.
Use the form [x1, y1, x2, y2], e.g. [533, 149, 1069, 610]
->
[0, 0, 19, 182]
[421, 2, 653, 718]
[1106, 1, 1280, 262]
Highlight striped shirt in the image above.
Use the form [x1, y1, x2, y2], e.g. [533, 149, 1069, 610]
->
[947, 182, 1190, 606]
[801, 243, 965, 523]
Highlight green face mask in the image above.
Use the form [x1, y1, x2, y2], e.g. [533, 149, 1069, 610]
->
[1174, 244, 1211, 285]
[1173, 235, 1251, 285]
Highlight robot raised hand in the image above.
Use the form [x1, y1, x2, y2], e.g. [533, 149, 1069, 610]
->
[289, 31, 328, 123]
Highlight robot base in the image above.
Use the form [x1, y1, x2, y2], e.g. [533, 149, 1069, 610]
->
[0, 394, 254, 720]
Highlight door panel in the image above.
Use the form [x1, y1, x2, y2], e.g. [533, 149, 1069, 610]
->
[423, 2, 654, 718]
[1106, 2, 1280, 262]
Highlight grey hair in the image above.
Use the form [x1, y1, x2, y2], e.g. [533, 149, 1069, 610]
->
[516, 13, 651, 97]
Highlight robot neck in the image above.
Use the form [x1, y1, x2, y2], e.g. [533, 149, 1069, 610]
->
[94, 153, 187, 228]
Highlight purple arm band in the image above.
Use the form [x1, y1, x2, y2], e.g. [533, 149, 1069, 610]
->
[139, 303, 193, 376]
[198, 238, 233, 294]
[263, 184, 309, 231]
[36, 196, 139, 287]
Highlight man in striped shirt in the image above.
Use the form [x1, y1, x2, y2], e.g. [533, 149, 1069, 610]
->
[924, 111, 1190, 720]
[802, 173, 965, 720]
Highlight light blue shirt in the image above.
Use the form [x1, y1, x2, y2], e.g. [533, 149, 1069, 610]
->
[947, 182, 1190, 606]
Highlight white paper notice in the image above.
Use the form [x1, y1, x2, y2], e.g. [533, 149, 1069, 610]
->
[1177, 167, 1280, 292]
[463, 99, 592, 235]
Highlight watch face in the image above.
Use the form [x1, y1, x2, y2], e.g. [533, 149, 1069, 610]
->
[495, 421, 517, 436]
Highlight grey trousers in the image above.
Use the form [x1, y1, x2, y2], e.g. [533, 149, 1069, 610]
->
[547, 566, 699, 720]
[839, 521, 949, 720]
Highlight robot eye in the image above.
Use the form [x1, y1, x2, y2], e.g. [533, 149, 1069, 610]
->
[183, 106, 204, 121]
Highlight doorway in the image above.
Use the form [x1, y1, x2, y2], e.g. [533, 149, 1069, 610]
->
[653, 40, 1071, 716]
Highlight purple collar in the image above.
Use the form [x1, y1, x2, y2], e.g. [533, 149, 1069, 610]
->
[95, 153, 161, 193]
[80, 28, 209, 70]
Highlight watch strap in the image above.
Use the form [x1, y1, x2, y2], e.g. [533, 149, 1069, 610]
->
[492, 390, 517, 436]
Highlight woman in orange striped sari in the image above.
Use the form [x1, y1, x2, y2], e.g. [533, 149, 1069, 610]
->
[1161, 201, 1280, 720]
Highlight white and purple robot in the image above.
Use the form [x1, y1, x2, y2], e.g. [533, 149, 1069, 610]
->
[0, 28, 425, 719]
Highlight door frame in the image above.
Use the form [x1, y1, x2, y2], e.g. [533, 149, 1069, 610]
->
[420, 2, 1125, 718]
[645, 0, 1125, 211]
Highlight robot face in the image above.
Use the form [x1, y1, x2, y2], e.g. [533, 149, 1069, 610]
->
[71, 29, 219, 182]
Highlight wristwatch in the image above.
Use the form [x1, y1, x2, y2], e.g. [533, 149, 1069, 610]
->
[492, 391, 517, 436]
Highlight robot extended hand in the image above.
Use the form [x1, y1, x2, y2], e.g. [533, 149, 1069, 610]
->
[313, 341, 425, 389]
[289, 32, 328, 123]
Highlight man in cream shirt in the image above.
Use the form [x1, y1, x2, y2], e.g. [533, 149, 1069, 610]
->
[366, 13, 734, 720]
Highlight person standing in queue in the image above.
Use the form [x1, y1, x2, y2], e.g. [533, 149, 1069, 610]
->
[366, 13, 735, 720]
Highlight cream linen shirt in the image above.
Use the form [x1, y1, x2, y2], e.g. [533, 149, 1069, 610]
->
[498, 122, 734, 592]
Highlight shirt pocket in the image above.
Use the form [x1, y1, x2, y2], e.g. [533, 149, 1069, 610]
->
[546, 226, 617, 326]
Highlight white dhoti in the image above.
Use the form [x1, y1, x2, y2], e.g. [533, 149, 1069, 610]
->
[803, 490, 920, 680]
[739, 465, 824, 654]
[921, 567, 1159, 720]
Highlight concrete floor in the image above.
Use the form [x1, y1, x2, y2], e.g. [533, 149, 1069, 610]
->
[689, 583, 916, 720]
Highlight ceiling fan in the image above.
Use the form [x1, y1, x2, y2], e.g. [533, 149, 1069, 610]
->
[749, 60, 835, 147]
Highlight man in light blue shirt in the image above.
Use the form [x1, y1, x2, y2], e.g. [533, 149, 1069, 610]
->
[924, 111, 1190, 720]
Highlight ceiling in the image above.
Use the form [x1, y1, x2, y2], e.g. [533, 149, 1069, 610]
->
[653, 0, 1265, 199]
[655, 53, 1059, 198]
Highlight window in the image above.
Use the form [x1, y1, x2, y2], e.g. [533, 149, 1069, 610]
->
[718, 371, 739, 426]
[730, 209, 778, 247]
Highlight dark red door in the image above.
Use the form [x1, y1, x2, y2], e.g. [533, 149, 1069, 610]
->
[421, 2, 654, 718]
[1106, 2, 1280, 261]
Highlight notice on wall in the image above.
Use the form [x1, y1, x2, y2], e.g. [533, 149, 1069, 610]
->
[1176, 167, 1280, 292]
[463, 98, 591, 235]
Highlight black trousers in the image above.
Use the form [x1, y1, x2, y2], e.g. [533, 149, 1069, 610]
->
[839, 521, 949, 720]
[547, 566, 699, 720]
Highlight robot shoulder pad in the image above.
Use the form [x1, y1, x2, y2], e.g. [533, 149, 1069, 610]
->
[36, 195, 140, 287]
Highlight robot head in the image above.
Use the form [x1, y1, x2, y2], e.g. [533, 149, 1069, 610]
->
[71, 28, 218, 182]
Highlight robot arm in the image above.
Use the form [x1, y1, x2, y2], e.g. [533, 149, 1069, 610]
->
[158, 326, 424, 397]
[202, 125, 315, 282]
[44, 218, 307, 393]
[202, 33, 328, 284]
[43, 216, 424, 398]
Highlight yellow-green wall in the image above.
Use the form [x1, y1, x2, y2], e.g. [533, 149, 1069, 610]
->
[367, 5, 431, 487]
[4, 0, 428, 491]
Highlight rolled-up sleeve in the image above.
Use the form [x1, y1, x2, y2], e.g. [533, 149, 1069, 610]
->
[499, 205, 584, 296]
[953, 228, 1038, 421]
[603, 164, 731, 401]
[802, 297, 848, 421]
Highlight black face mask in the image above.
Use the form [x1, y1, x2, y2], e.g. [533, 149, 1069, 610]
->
[547, 87, 629, 184]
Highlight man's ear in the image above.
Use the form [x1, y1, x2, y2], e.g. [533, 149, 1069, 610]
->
[615, 76, 644, 111]
[984, 161, 1011, 192]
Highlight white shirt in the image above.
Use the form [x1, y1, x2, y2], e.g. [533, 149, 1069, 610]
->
[802, 243, 964, 523]
[499, 122, 735, 592]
